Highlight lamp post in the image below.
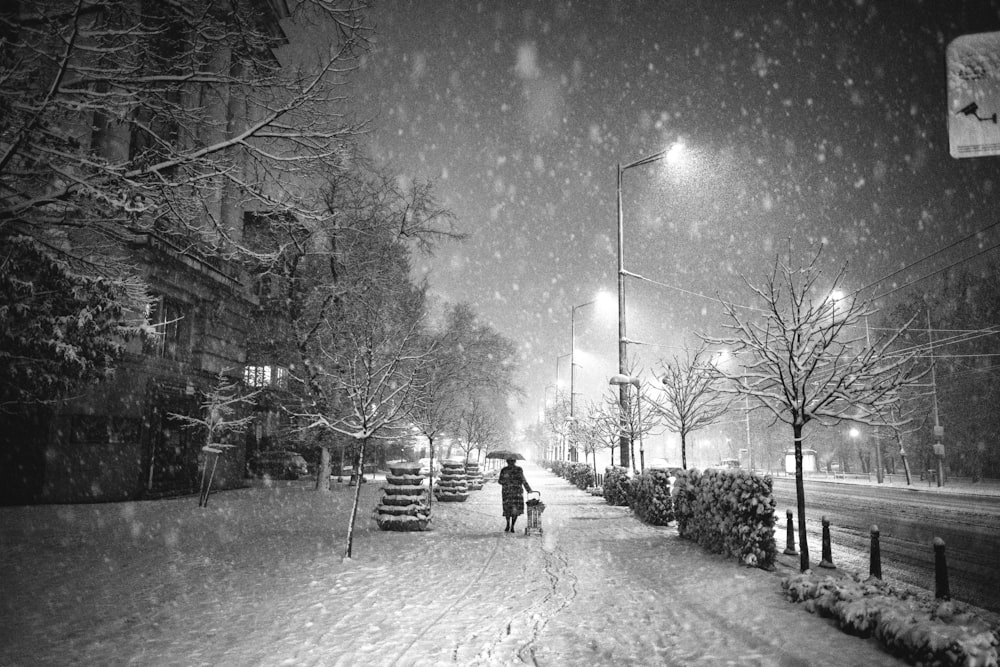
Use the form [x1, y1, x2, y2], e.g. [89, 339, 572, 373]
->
[554, 352, 571, 459]
[569, 299, 596, 462]
[615, 143, 683, 468]
[848, 427, 865, 479]
[609, 373, 643, 473]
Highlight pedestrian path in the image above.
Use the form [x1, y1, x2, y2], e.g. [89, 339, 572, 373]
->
[416, 463, 907, 666]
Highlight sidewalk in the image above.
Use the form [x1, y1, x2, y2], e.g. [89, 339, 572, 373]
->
[1, 463, 909, 666]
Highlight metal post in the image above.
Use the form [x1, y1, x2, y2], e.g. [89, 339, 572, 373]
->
[927, 310, 945, 487]
[616, 163, 630, 469]
[934, 537, 951, 600]
[869, 524, 882, 579]
[819, 516, 835, 569]
[783, 509, 797, 555]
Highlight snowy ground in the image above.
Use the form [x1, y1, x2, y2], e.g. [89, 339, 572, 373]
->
[0, 464, 942, 666]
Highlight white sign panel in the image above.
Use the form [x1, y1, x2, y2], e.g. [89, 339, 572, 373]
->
[947, 31, 1000, 158]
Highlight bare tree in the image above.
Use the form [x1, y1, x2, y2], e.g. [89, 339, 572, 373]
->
[575, 400, 617, 484]
[584, 400, 619, 470]
[244, 165, 461, 488]
[407, 303, 518, 498]
[3, 1, 370, 253]
[704, 250, 925, 571]
[455, 397, 502, 463]
[648, 344, 731, 470]
[294, 290, 432, 560]
[544, 388, 571, 460]
[168, 369, 259, 507]
[601, 384, 657, 474]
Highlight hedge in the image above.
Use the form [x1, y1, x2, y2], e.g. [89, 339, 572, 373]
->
[630, 468, 675, 525]
[672, 467, 777, 569]
[603, 466, 631, 506]
[784, 571, 999, 666]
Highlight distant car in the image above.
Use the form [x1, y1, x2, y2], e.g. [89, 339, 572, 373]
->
[250, 451, 310, 480]
[706, 458, 741, 472]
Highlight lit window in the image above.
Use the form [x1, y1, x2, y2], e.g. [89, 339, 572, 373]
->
[244, 365, 288, 388]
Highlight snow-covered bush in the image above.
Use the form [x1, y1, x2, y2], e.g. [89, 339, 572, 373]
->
[603, 466, 631, 506]
[549, 460, 570, 479]
[783, 571, 1000, 666]
[566, 462, 594, 490]
[672, 467, 701, 537]
[630, 468, 674, 525]
[671, 468, 776, 569]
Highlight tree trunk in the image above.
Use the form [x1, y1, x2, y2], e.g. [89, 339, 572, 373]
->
[680, 432, 688, 470]
[344, 436, 367, 560]
[793, 422, 810, 571]
[427, 437, 435, 510]
[316, 445, 331, 492]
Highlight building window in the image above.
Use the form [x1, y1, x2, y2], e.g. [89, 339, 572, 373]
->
[244, 365, 288, 388]
[145, 295, 189, 360]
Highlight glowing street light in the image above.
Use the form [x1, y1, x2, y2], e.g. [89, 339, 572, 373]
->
[615, 142, 685, 468]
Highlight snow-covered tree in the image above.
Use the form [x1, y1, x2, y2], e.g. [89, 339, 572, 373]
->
[704, 250, 926, 571]
[543, 388, 571, 460]
[0, 236, 151, 411]
[168, 370, 259, 507]
[244, 163, 461, 487]
[455, 397, 505, 463]
[648, 344, 731, 470]
[294, 279, 432, 559]
[408, 303, 518, 496]
[1, 0, 370, 402]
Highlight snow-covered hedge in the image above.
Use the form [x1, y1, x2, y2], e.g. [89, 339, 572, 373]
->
[671, 468, 777, 569]
[548, 461, 595, 490]
[603, 466, 631, 506]
[784, 571, 1000, 666]
[629, 468, 674, 525]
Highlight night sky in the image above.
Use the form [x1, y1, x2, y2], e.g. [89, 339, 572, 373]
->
[349, 1, 1000, 434]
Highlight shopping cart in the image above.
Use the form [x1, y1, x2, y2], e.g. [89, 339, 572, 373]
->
[524, 491, 545, 536]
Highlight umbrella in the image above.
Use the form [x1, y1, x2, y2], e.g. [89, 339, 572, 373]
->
[485, 450, 524, 460]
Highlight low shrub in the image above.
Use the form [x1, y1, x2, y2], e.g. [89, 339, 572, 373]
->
[671, 468, 776, 568]
[630, 468, 674, 525]
[784, 571, 1000, 666]
[603, 466, 631, 506]
[565, 462, 594, 490]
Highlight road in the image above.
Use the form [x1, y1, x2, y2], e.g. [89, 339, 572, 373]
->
[771, 477, 1000, 615]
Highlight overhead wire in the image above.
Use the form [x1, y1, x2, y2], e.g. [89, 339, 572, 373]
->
[858, 219, 1000, 297]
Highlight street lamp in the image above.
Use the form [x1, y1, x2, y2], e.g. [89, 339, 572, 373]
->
[555, 352, 571, 392]
[554, 353, 571, 459]
[569, 299, 596, 462]
[609, 373, 643, 472]
[615, 143, 684, 468]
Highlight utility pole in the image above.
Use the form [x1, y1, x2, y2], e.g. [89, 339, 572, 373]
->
[865, 317, 884, 483]
[928, 310, 945, 487]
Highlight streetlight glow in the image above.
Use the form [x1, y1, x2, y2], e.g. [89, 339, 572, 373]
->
[614, 141, 685, 469]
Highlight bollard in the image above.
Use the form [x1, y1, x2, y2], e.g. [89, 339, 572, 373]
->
[819, 516, 836, 569]
[783, 509, 798, 556]
[869, 524, 882, 579]
[934, 537, 951, 600]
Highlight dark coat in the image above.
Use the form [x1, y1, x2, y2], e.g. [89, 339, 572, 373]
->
[498, 464, 531, 517]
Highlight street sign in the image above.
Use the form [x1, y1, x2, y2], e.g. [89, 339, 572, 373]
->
[947, 31, 1000, 158]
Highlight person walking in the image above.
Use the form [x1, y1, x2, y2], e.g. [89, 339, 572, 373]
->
[498, 458, 532, 533]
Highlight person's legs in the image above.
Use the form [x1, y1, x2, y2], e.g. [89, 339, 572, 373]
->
[509, 515, 518, 532]
[504, 515, 511, 532]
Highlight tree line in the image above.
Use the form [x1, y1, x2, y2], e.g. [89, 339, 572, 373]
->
[0, 1, 522, 516]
